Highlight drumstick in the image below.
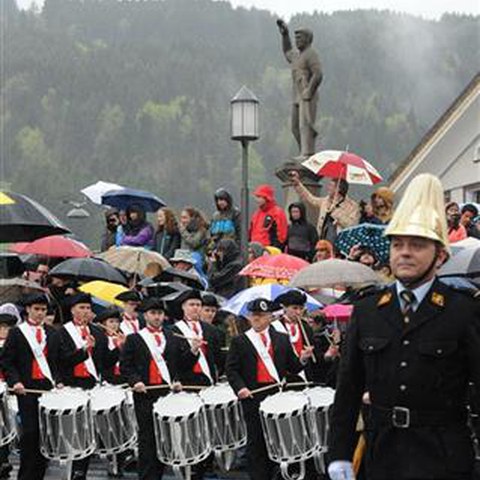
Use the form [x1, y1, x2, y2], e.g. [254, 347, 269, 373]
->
[298, 313, 317, 364]
[173, 332, 208, 345]
[8, 387, 49, 395]
[182, 385, 208, 391]
[143, 384, 172, 391]
[250, 383, 283, 396]
[284, 381, 314, 389]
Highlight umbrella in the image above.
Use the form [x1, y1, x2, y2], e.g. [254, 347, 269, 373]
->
[322, 304, 354, 323]
[156, 267, 205, 290]
[222, 285, 323, 317]
[302, 150, 382, 185]
[97, 246, 170, 276]
[0, 191, 70, 242]
[11, 235, 92, 259]
[0, 253, 25, 278]
[335, 223, 390, 264]
[81, 181, 124, 205]
[143, 281, 190, 299]
[438, 246, 480, 278]
[239, 253, 309, 280]
[49, 258, 127, 285]
[101, 188, 166, 212]
[289, 259, 381, 289]
[450, 237, 480, 256]
[79, 280, 128, 306]
[0, 278, 45, 303]
[439, 276, 479, 290]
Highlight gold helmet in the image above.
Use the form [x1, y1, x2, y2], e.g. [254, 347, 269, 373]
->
[385, 174, 450, 251]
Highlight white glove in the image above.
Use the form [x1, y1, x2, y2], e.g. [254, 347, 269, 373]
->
[328, 460, 355, 480]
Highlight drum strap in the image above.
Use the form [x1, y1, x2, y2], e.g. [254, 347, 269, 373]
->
[139, 328, 172, 385]
[245, 329, 280, 384]
[64, 322, 99, 381]
[18, 322, 54, 384]
[176, 321, 213, 384]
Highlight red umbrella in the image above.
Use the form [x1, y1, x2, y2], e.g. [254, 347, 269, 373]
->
[322, 304, 353, 322]
[239, 253, 309, 281]
[11, 235, 92, 258]
[302, 150, 382, 185]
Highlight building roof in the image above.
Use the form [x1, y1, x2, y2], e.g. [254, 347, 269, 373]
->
[389, 72, 480, 190]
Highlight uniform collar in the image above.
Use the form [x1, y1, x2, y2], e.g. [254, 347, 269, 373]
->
[395, 277, 436, 312]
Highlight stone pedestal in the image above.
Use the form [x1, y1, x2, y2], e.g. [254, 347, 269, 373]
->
[275, 159, 322, 227]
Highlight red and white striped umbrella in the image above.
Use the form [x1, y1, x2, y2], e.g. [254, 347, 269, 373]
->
[302, 150, 382, 185]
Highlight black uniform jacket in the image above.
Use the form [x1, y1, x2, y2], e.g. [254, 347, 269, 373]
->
[328, 279, 480, 480]
[0, 324, 59, 390]
[226, 326, 306, 398]
[171, 320, 222, 386]
[56, 322, 107, 389]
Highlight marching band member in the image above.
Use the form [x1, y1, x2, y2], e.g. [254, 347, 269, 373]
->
[120, 297, 181, 480]
[1, 294, 59, 480]
[0, 313, 16, 479]
[226, 298, 314, 480]
[56, 293, 107, 480]
[272, 290, 319, 385]
[115, 290, 143, 335]
[95, 307, 126, 385]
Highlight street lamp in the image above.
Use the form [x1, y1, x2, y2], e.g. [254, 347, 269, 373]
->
[230, 86, 259, 262]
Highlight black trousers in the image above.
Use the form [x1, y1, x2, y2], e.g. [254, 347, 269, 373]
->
[17, 394, 48, 480]
[134, 393, 166, 480]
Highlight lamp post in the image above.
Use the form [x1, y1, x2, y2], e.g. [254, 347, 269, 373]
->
[230, 86, 259, 263]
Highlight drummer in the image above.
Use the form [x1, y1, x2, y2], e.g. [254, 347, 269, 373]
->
[226, 298, 314, 480]
[0, 293, 59, 480]
[94, 307, 126, 385]
[273, 290, 319, 385]
[120, 297, 181, 480]
[0, 313, 16, 479]
[56, 292, 107, 480]
[115, 290, 144, 335]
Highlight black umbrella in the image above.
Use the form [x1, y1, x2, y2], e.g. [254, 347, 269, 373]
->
[49, 258, 127, 285]
[144, 281, 190, 299]
[0, 191, 70, 242]
[439, 246, 480, 279]
[0, 253, 25, 278]
[156, 267, 205, 290]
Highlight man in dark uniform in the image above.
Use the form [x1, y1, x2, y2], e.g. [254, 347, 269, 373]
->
[0, 294, 59, 480]
[327, 174, 480, 480]
[55, 293, 107, 480]
[120, 297, 183, 480]
[226, 298, 314, 480]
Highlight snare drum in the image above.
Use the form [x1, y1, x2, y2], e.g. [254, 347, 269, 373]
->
[260, 391, 316, 480]
[38, 388, 95, 461]
[153, 392, 210, 478]
[90, 386, 136, 455]
[0, 382, 16, 447]
[200, 384, 246, 470]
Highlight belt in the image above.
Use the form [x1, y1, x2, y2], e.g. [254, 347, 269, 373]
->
[370, 404, 468, 429]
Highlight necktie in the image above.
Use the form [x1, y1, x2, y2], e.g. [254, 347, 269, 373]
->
[191, 322, 199, 336]
[400, 290, 416, 324]
[260, 332, 268, 348]
[36, 327, 42, 344]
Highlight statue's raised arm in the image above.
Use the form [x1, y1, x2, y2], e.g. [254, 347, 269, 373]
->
[276, 19, 293, 61]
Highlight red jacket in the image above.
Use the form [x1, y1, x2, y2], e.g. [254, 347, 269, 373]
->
[249, 185, 288, 247]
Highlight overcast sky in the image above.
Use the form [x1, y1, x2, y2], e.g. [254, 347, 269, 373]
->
[15, 0, 480, 19]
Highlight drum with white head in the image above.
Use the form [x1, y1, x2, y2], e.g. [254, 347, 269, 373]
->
[260, 391, 316, 480]
[38, 388, 95, 461]
[90, 386, 137, 455]
[153, 392, 210, 480]
[199, 384, 246, 471]
[0, 382, 16, 447]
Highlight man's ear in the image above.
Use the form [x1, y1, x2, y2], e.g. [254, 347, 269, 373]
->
[435, 244, 449, 269]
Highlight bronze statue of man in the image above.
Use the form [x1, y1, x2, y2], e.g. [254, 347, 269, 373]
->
[277, 19, 323, 159]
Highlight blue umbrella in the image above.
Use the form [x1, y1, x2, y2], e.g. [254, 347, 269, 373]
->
[101, 188, 166, 212]
[222, 284, 323, 317]
[335, 223, 390, 264]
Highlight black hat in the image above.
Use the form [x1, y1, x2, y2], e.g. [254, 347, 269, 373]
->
[176, 289, 203, 306]
[201, 294, 220, 308]
[68, 293, 92, 308]
[21, 293, 50, 307]
[246, 298, 275, 313]
[0, 313, 17, 326]
[94, 307, 122, 323]
[115, 290, 143, 303]
[138, 297, 165, 313]
[275, 290, 307, 307]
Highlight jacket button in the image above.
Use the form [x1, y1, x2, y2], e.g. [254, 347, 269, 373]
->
[400, 384, 407, 391]
[400, 361, 407, 368]
[436, 349, 443, 354]
[403, 340, 410, 346]
[368, 345, 374, 351]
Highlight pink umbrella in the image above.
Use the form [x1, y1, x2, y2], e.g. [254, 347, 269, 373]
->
[302, 150, 382, 185]
[239, 253, 309, 281]
[322, 304, 353, 322]
[11, 235, 92, 258]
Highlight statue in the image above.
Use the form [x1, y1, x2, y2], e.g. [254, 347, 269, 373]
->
[276, 19, 323, 159]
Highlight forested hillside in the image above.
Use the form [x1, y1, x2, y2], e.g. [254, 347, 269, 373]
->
[1, 0, 478, 243]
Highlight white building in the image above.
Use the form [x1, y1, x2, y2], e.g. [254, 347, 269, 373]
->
[389, 73, 480, 204]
